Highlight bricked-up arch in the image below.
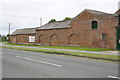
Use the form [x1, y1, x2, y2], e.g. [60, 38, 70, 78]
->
[39, 34, 47, 44]
[68, 34, 80, 46]
[50, 34, 59, 46]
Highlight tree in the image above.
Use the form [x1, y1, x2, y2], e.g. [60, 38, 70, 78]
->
[2, 36, 7, 42]
[0, 34, 1, 42]
[48, 19, 56, 23]
[7, 34, 10, 37]
[63, 17, 72, 21]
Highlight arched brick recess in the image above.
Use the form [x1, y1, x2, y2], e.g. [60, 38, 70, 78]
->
[39, 34, 46, 44]
[50, 34, 59, 46]
[68, 34, 80, 46]
[13, 36, 17, 43]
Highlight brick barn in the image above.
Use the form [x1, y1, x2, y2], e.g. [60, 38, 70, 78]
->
[10, 9, 120, 50]
[10, 28, 36, 45]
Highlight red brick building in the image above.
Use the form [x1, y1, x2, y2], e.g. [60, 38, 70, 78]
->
[10, 28, 36, 45]
[10, 9, 120, 50]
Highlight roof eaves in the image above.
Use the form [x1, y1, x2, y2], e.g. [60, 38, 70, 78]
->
[36, 27, 71, 31]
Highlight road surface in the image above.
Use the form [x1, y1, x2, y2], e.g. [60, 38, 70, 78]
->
[2, 48, 119, 78]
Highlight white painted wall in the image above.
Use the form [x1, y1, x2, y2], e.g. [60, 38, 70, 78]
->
[29, 36, 35, 42]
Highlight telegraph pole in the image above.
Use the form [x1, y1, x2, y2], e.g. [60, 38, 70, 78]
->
[40, 17, 42, 27]
[8, 23, 10, 42]
[118, 1, 120, 9]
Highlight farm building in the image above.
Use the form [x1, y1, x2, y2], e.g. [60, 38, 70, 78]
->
[10, 28, 36, 45]
[10, 9, 120, 50]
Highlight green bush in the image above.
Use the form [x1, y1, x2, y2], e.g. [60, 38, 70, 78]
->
[48, 19, 56, 23]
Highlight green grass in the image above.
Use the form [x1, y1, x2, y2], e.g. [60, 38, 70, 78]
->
[5, 43, 113, 51]
[0, 41, 8, 43]
[2, 46, 119, 61]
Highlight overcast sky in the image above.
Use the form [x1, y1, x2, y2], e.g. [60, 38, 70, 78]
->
[0, 0, 119, 35]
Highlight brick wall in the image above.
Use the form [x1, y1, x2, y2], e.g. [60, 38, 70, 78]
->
[36, 28, 72, 46]
[10, 36, 17, 44]
[36, 10, 117, 49]
[10, 34, 36, 45]
[72, 10, 117, 49]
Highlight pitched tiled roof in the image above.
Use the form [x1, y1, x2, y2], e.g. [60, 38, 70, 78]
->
[74, 9, 114, 19]
[36, 20, 72, 30]
[11, 9, 116, 35]
[10, 28, 37, 36]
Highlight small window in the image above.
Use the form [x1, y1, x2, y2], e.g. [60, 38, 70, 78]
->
[92, 21, 98, 29]
[25, 37, 28, 41]
[101, 34, 107, 41]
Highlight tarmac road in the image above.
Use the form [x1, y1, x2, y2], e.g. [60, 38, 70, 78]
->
[2, 48, 119, 78]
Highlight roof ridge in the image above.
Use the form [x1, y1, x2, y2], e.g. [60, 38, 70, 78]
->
[85, 9, 114, 15]
[17, 27, 37, 30]
[48, 19, 72, 23]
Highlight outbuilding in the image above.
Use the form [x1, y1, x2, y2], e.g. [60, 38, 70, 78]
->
[36, 9, 119, 49]
[10, 9, 120, 50]
[10, 28, 36, 45]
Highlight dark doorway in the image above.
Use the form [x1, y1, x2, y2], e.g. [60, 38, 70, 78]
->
[116, 27, 120, 50]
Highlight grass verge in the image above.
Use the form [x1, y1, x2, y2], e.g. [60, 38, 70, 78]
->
[5, 43, 113, 51]
[2, 46, 119, 62]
